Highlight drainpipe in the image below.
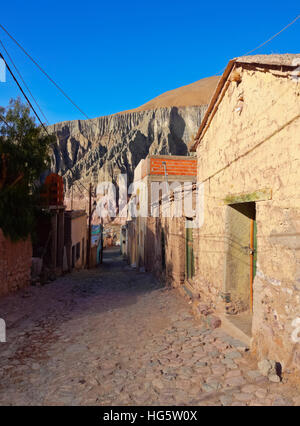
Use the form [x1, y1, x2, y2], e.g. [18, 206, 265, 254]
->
[161, 161, 169, 204]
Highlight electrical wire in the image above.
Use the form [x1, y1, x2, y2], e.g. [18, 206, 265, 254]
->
[0, 38, 49, 126]
[0, 23, 90, 120]
[3, 15, 298, 197]
[0, 51, 48, 133]
[0, 26, 93, 195]
[0, 112, 10, 127]
[243, 14, 300, 56]
[214, 14, 300, 75]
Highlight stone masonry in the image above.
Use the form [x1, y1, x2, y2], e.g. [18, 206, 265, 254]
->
[192, 54, 300, 372]
[0, 229, 32, 297]
[0, 248, 300, 406]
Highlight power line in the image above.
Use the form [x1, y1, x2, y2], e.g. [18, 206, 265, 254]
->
[74, 181, 85, 196]
[75, 179, 90, 194]
[0, 38, 49, 126]
[0, 23, 90, 120]
[0, 113, 10, 128]
[0, 25, 99, 200]
[214, 14, 300, 75]
[243, 14, 300, 57]
[0, 51, 48, 133]
[0, 28, 90, 192]
[0, 41, 83, 196]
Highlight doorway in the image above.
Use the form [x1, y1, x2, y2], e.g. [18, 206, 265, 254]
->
[225, 202, 256, 336]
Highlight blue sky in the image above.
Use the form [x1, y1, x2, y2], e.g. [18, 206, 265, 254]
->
[0, 0, 299, 124]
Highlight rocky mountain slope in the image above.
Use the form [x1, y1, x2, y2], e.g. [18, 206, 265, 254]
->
[121, 76, 220, 112]
[50, 76, 219, 200]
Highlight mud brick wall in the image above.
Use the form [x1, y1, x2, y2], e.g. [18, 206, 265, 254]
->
[144, 217, 159, 276]
[0, 229, 32, 297]
[161, 216, 186, 287]
[195, 63, 300, 371]
[144, 214, 186, 287]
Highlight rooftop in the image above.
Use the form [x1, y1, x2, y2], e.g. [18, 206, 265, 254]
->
[235, 53, 300, 67]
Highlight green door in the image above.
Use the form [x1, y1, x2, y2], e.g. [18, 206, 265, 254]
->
[186, 224, 194, 279]
[250, 218, 257, 312]
[253, 220, 257, 280]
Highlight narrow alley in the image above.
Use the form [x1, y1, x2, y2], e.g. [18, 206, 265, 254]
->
[0, 248, 299, 406]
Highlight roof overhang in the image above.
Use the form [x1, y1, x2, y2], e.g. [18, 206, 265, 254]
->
[190, 59, 236, 152]
[190, 53, 300, 152]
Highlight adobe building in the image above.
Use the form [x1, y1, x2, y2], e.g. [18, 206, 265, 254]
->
[190, 54, 300, 371]
[36, 173, 65, 277]
[127, 154, 197, 285]
[38, 175, 88, 276]
[64, 210, 87, 271]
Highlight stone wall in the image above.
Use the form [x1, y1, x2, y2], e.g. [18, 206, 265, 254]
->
[127, 157, 196, 286]
[0, 229, 32, 297]
[162, 216, 186, 286]
[126, 179, 188, 289]
[195, 63, 300, 371]
[144, 216, 186, 286]
[144, 217, 161, 276]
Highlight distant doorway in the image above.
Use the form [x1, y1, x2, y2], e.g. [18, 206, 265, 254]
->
[225, 202, 257, 336]
[72, 245, 75, 269]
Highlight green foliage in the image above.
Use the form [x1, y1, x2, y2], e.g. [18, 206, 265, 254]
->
[0, 98, 55, 241]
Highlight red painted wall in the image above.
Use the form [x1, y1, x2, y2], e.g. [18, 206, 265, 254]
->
[149, 158, 197, 176]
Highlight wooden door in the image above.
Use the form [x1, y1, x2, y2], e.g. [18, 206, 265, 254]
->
[226, 202, 256, 313]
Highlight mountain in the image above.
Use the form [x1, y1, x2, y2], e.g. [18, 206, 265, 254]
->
[121, 76, 220, 112]
[50, 76, 219, 206]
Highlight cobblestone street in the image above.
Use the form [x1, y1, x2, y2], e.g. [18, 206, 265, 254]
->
[0, 248, 299, 406]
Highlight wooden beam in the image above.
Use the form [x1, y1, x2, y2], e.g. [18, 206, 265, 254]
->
[224, 188, 272, 205]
